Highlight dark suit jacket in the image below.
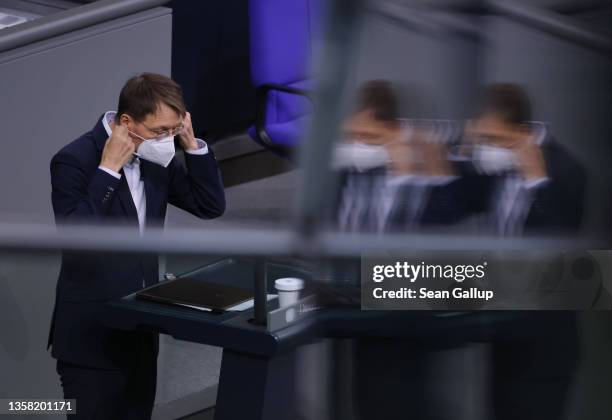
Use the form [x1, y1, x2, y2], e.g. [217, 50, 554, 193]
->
[455, 138, 586, 234]
[48, 115, 225, 369]
[334, 167, 464, 232]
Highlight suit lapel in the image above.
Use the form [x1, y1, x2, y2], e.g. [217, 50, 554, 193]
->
[117, 168, 139, 223]
[91, 114, 138, 225]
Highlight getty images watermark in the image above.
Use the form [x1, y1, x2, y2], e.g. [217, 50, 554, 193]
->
[361, 251, 612, 310]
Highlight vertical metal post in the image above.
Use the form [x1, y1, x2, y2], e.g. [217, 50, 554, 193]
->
[253, 258, 267, 325]
[293, 0, 367, 239]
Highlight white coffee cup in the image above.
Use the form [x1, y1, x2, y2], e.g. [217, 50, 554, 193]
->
[274, 277, 304, 308]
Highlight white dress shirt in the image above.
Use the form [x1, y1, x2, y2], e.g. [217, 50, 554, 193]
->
[492, 122, 550, 235]
[99, 110, 209, 233]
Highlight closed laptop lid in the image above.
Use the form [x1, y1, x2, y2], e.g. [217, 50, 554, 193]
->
[136, 278, 254, 312]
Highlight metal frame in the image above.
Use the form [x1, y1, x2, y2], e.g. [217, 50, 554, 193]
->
[0, 0, 170, 52]
[368, 1, 483, 41]
[486, 0, 612, 54]
[376, 0, 612, 53]
[0, 222, 597, 256]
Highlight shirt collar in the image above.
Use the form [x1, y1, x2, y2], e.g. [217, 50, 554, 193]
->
[529, 121, 548, 146]
[102, 110, 116, 137]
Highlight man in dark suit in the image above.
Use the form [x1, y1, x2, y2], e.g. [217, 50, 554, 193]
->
[456, 83, 585, 236]
[456, 84, 584, 420]
[48, 73, 225, 419]
[336, 81, 472, 420]
[333, 80, 462, 233]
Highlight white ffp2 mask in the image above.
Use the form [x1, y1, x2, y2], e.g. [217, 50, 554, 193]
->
[134, 135, 176, 168]
[333, 142, 391, 172]
[473, 145, 517, 175]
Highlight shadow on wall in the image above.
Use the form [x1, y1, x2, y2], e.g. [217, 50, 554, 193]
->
[0, 271, 30, 362]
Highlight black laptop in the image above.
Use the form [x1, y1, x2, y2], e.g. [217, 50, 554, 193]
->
[136, 277, 254, 313]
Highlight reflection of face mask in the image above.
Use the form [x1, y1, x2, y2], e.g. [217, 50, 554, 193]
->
[333, 142, 391, 172]
[473, 145, 517, 175]
[131, 131, 175, 167]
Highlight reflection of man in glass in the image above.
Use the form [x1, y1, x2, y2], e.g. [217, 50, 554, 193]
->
[455, 84, 584, 420]
[456, 83, 586, 235]
[333, 80, 459, 232]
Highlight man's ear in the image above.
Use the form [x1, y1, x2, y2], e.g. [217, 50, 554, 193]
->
[118, 114, 131, 127]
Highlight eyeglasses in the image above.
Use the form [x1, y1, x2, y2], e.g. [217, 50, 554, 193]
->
[138, 121, 185, 141]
